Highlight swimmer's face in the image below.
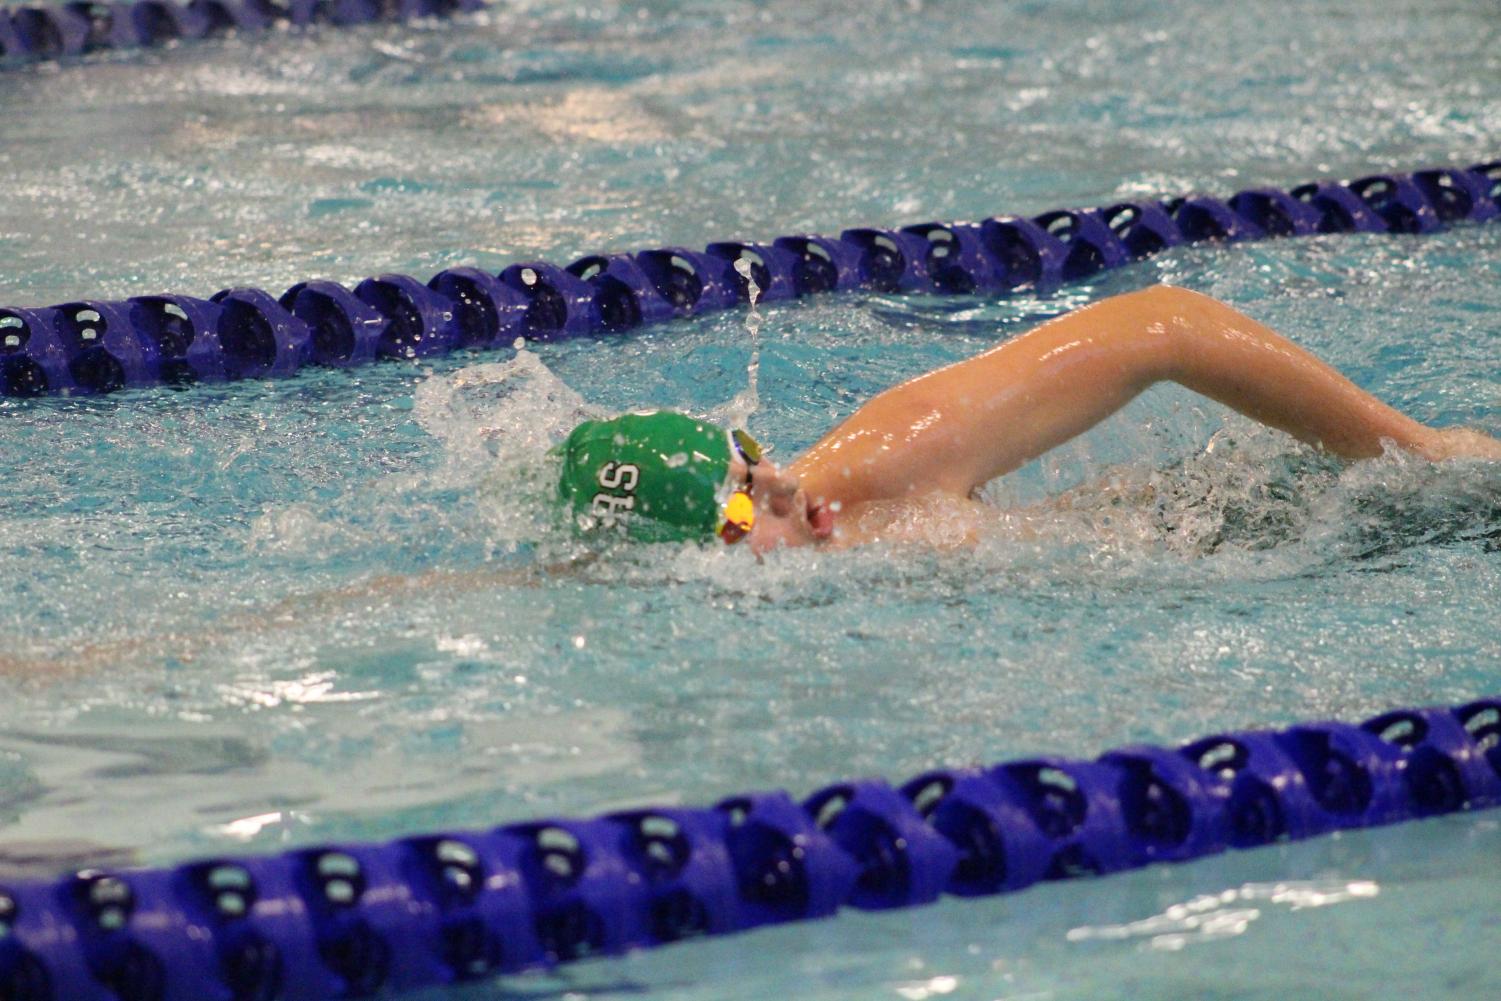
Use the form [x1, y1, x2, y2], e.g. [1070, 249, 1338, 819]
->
[732, 455, 834, 554]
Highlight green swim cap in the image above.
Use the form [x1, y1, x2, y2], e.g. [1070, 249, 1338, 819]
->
[556, 411, 736, 542]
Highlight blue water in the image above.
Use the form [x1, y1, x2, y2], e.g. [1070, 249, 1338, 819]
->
[2, 1, 1500, 998]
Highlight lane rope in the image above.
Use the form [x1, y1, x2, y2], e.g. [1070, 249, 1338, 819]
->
[2, 162, 1497, 400]
[0, 696, 1496, 998]
[0, 0, 483, 67]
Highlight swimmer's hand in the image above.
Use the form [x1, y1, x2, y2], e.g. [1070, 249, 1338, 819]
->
[1417, 427, 1501, 462]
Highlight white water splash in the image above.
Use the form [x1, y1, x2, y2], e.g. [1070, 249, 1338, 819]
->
[412, 341, 603, 473]
[712, 256, 764, 432]
[246, 501, 344, 554]
[405, 343, 610, 551]
[1067, 879, 1380, 952]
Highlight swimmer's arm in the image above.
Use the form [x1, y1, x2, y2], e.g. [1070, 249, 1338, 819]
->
[791, 285, 1495, 506]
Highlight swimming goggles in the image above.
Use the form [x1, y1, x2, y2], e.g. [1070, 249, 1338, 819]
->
[731, 428, 764, 466]
[718, 429, 764, 545]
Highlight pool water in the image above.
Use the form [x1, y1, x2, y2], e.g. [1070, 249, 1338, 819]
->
[2, 1, 1499, 998]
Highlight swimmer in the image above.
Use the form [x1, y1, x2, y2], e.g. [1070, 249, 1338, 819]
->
[10, 286, 1495, 679]
[557, 285, 1501, 553]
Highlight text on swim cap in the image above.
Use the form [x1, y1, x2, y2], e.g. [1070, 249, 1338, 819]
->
[590, 462, 640, 522]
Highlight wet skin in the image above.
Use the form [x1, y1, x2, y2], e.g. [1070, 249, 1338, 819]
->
[731, 453, 832, 555]
[738, 285, 1501, 554]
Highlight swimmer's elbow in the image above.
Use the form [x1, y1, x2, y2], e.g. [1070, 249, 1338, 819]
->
[1121, 284, 1215, 312]
[1100, 285, 1202, 383]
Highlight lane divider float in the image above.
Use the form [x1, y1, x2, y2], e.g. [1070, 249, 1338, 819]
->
[0, 0, 483, 67]
[0, 697, 1496, 999]
[3, 162, 1496, 400]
